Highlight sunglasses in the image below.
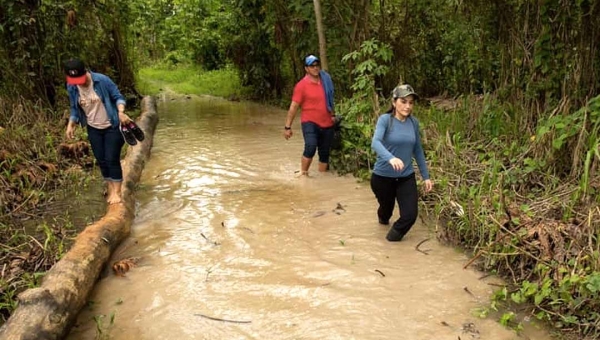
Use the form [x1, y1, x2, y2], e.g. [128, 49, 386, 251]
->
[307, 64, 321, 68]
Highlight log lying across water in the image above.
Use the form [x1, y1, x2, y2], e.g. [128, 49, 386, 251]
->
[0, 96, 159, 340]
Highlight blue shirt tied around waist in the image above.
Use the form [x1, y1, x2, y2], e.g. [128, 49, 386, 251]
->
[371, 113, 430, 179]
[319, 70, 334, 113]
[67, 72, 126, 129]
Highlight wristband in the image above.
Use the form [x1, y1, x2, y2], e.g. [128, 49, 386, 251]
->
[284, 126, 291, 130]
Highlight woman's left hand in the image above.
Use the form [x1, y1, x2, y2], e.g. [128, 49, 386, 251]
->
[423, 179, 433, 193]
[118, 112, 132, 125]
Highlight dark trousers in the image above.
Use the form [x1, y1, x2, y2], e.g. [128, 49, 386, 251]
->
[301, 122, 334, 163]
[370, 172, 418, 241]
[87, 125, 125, 182]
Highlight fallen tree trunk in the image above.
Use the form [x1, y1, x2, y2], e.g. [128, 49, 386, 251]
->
[0, 96, 159, 340]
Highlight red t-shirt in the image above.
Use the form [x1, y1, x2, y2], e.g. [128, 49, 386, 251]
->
[292, 75, 333, 128]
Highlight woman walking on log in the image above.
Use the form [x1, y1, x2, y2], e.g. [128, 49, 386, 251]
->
[63, 58, 143, 204]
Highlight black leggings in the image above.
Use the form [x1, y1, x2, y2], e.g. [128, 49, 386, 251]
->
[370, 172, 418, 241]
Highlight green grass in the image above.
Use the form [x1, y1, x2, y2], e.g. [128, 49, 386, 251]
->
[136, 63, 249, 98]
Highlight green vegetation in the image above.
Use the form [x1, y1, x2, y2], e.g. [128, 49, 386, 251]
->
[329, 39, 392, 179]
[0, 217, 85, 322]
[421, 96, 600, 336]
[94, 311, 116, 340]
[0, 94, 107, 325]
[136, 64, 249, 98]
[328, 38, 599, 337]
[1, 0, 599, 337]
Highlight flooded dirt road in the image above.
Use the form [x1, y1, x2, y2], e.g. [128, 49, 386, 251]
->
[67, 95, 553, 340]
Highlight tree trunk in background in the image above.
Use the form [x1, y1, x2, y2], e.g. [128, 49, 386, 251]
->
[378, 0, 386, 43]
[0, 97, 159, 340]
[359, 0, 370, 43]
[111, 26, 134, 90]
[272, 0, 300, 83]
[109, 7, 140, 102]
[313, 0, 328, 71]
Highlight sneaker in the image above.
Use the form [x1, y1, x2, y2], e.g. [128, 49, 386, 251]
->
[120, 124, 137, 146]
[128, 121, 145, 142]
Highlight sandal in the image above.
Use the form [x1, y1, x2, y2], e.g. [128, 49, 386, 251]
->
[127, 121, 145, 142]
[120, 124, 137, 146]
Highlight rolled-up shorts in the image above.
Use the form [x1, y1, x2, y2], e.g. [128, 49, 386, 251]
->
[301, 121, 334, 163]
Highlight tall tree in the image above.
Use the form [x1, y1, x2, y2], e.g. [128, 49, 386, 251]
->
[312, 0, 328, 71]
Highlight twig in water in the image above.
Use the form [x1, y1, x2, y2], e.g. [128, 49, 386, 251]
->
[415, 238, 431, 255]
[463, 249, 484, 269]
[194, 313, 251, 324]
[478, 273, 493, 280]
[205, 267, 213, 282]
[463, 286, 475, 298]
[201, 232, 221, 246]
[374, 269, 385, 277]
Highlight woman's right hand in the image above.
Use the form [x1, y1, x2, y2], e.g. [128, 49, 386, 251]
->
[118, 112, 132, 125]
[389, 157, 404, 171]
[66, 121, 76, 140]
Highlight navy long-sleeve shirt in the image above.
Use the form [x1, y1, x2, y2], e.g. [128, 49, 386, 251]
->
[371, 113, 430, 179]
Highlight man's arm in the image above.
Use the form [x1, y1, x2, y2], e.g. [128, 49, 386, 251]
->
[284, 101, 300, 140]
[285, 101, 300, 128]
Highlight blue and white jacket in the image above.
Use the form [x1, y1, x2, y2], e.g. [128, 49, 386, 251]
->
[67, 72, 126, 129]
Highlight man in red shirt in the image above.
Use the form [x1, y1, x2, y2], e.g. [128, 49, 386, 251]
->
[284, 55, 335, 176]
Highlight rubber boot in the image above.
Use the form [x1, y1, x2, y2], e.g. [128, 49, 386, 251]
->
[386, 227, 405, 242]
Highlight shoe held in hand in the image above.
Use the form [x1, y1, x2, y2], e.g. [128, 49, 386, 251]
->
[128, 121, 145, 142]
[120, 125, 137, 146]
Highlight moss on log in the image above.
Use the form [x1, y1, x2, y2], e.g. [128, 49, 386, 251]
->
[0, 96, 159, 340]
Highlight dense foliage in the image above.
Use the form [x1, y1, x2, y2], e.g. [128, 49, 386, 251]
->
[1, 0, 599, 337]
[0, 0, 138, 107]
[0, 0, 139, 325]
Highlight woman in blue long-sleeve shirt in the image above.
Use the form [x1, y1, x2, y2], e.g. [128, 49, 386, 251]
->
[371, 84, 433, 241]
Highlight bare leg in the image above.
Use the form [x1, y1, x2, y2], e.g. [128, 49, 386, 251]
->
[300, 156, 312, 176]
[106, 181, 123, 204]
[318, 162, 328, 172]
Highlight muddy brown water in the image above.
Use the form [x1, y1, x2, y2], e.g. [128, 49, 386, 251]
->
[66, 94, 553, 340]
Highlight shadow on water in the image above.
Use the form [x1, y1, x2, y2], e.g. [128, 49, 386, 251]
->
[66, 94, 555, 340]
